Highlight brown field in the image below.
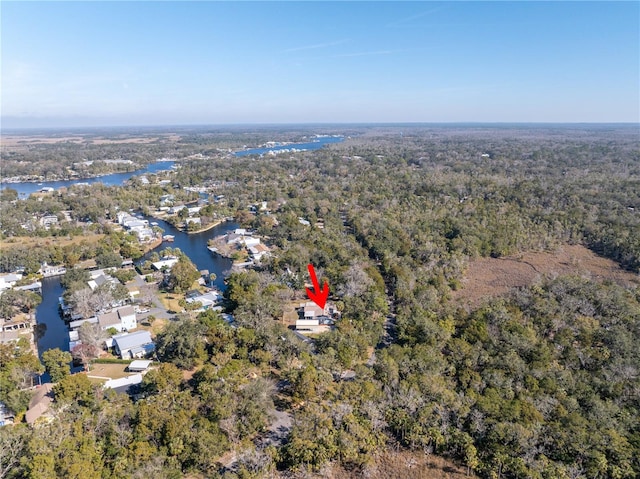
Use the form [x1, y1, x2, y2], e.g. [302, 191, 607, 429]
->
[1, 134, 182, 149]
[452, 244, 640, 309]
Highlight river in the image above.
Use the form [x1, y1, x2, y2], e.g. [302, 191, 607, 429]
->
[140, 216, 237, 291]
[234, 135, 343, 156]
[1, 161, 175, 198]
[34, 215, 237, 380]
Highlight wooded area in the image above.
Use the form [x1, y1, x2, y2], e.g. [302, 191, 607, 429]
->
[1, 125, 638, 478]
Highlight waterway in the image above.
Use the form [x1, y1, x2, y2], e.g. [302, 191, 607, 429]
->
[34, 215, 237, 380]
[234, 136, 343, 157]
[1, 161, 176, 198]
[140, 216, 237, 291]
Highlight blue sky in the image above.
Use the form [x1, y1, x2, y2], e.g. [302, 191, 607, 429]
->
[2, 1, 638, 127]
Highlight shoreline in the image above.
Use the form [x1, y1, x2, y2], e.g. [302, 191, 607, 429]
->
[185, 219, 226, 235]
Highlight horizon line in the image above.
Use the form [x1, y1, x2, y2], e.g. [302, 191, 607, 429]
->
[3, 121, 639, 133]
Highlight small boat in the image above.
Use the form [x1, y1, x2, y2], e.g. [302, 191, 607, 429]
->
[162, 235, 175, 242]
[151, 222, 158, 226]
[207, 246, 218, 253]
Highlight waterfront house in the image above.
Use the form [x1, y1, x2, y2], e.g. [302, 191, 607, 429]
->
[25, 384, 54, 426]
[152, 256, 179, 271]
[69, 317, 99, 330]
[39, 262, 67, 277]
[97, 305, 137, 332]
[0, 273, 22, 292]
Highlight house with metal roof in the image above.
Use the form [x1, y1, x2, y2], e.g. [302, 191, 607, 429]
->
[112, 330, 155, 360]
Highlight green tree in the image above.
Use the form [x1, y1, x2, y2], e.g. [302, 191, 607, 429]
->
[155, 319, 207, 369]
[166, 255, 199, 293]
[42, 348, 72, 383]
[53, 373, 94, 405]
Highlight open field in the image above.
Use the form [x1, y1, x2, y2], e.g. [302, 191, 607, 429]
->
[1, 134, 182, 149]
[88, 363, 132, 380]
[452, 244, 640, 309]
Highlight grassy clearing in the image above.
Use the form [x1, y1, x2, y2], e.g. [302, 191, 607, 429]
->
[452, 244, 640, 309]
[88, 363, 133, 380]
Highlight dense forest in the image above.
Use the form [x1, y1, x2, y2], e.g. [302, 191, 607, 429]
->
[1, 125, 639, 478]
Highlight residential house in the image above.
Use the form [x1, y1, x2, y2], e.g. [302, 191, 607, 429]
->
[152, 256, 179, 271]
[14, 281, 42, 294]
[39, 215, 59, 229]
[97, 305, 137, 332]
[0, 273, 22, 292]
[25, 383, 54, 426]
[248, 243, 270, 261]
[112, 330, 155, 359]
[168, 205, 187, 215]
[244, 237, 261, 247]
[186, 291, 221, 311]
[39, 262, 66, 277]
[88, 273, 120, 291]
[303, 302, 326, 319]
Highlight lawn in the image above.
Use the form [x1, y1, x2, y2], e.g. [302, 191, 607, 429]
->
[87, 363, 133, 380]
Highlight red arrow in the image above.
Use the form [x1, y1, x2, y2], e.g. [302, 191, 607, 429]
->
[305, 263, 329, 310]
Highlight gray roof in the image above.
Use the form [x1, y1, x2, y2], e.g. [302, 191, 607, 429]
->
[98, 311, 120, 327]
[117, 305, 136, 318]
[113, 330, 153, 351]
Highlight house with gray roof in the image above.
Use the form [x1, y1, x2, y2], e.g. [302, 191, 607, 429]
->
[112, 330, 155, 360]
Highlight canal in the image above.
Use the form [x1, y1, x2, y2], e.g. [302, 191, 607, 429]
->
[34, 216, 237, 378]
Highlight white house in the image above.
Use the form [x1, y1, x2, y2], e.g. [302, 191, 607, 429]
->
[88, 273, 119, 291]
[103, 374, 143, 392]
[243, 237, 261, 247]
[0, 273, 22, 292]
[248, 244, 270, 261]
[186, 291, 221, 311]
[39, 215, 59, 229]
[39, 262, 66, 277]
[112, 331, 155, 360]
[152, 256, 179, 271]
[97, 305, 137, 332]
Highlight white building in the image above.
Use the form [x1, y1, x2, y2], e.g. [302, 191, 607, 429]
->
[112, 331, 155, 360]
[97, 305, 137, 332]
